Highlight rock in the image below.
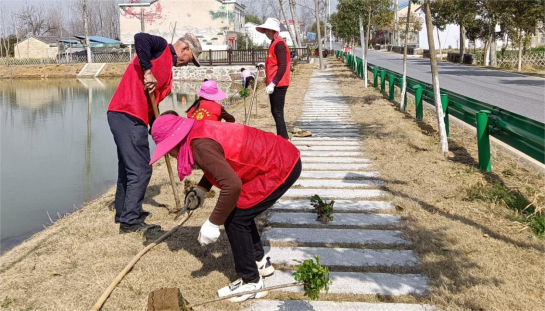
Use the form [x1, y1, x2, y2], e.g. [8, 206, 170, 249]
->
[293, 130, 312, 137]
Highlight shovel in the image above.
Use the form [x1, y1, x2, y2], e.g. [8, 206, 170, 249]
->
[148, 91, 183, 214]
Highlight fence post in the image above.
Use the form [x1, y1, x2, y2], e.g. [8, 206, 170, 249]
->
[413, 85, 423, 120]
[389, 75, 395, 100]
[251, 49, 255, 65]
[208, 49, 212, 66]
[476, 110, 492, 172]
[441, 94, 449, 137]
[373, 67, 378, 87]
[380, 70, 386, 91]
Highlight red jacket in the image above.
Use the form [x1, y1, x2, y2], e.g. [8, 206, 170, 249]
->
[189, 121, 300, 208]
[108, 46, 173, 125]
[266, 37, 291, 87]
[187, 99, 222, 121]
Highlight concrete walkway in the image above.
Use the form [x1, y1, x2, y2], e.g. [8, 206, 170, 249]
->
[243, 63, 435, 310]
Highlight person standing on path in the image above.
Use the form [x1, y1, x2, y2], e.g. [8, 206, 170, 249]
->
[256, 18, 291, 139]
[186, 80, 235, 122]
[107, 32, 202, 234]
[149, 114, 302, 302]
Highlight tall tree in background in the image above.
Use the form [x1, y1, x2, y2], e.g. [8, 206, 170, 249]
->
[399, 0, 412, 111]
[314, 0, 323, 69]
[279, 0, 299, 47]
[288, 0, 303, 48]
[82, 0, 92, 63]
[423, 0, 448, 153]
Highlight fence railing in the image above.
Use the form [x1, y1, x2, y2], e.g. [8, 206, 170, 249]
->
[336, 50, 545, 167]
[0, 53, 133, 65]
[474, 52, 545, 68]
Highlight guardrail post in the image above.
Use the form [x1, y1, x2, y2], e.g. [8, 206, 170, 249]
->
[476, 110, 492, 172]
[389, 75, 395, 101]
[380, 70, 386, 91]
[373, 67, 378, 87]
[412, 85, 423, 120]
[441, 94, 450, 137]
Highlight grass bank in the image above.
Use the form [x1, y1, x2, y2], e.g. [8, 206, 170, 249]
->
[0, 64, 313, 311]
[0, 63, 129, 79]
[330, 60, 544, 310]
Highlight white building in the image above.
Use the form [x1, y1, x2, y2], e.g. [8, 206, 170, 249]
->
[244, 22, 269, 47]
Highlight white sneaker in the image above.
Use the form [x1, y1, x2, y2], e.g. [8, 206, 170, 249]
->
[256, 256, 275, 277]
[217, 277, 268, 302]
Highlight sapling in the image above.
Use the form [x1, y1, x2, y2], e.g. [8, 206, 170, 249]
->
[239, 87, 250, 120]
[311, 194, 334, 224]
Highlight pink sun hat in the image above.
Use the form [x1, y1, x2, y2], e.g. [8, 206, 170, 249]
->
[149, 115, 195, 165]
[197, 80, 226, 101]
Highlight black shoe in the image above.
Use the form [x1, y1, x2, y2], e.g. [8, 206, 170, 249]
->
[119, 222, 161, 234]
[139, 211, 151, 222]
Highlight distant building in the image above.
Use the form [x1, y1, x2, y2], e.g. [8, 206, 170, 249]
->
[280, 19, 304, 43]
[244, 22, 269, 47]
[119, 0, 246, 49]
[14, 37, 60, 59]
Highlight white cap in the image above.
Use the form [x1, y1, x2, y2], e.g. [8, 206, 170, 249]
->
[256, 18, 281, 33]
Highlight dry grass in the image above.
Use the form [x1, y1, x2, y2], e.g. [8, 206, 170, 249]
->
[0, 64, 313, 311]
[0, 63, 130, 79]
[330, 60, 545, 311]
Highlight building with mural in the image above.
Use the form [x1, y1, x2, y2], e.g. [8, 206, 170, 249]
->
[119, 0, 245, 49]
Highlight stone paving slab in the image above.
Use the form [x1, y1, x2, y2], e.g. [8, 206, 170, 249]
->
[285, 188, 386, 199]
[294, 179, 382, 188]
[263, 246, 418, 267]
[263, 271, 427, 295]
[299, 151, 365, 157]
[292, 137, 360, 141]
[302, 163, 371, 170]
[297, 145, 361, 151]
[299, 171, 379, 179]
[243, 300, 437, 311]
[263, 228, 407, 245]
[296, 127, 359, 132]
[302, 157, 370, 163]
[292, 140, 361, 146]
[267, 212, 400, 227]
[306, 133, 361, 138]
[272, 200, 394, 212]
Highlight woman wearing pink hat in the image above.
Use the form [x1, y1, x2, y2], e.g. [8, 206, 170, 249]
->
[149, 114, 301, 302]
[256, 17, 291, 139]
[186, 80, 235, 122]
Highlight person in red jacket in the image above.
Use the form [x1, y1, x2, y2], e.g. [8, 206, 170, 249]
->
[186, 80, 235, 122]
[107, 33, 202, 234]
[149, 114, 301, 302]
[256, 18, 291, 139]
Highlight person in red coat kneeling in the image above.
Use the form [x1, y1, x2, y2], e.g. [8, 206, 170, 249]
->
[186, 80, 235, 122]
[149, 114, 301, 302]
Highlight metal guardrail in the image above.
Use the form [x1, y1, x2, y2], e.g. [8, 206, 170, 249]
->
[335, 50, 545, 166]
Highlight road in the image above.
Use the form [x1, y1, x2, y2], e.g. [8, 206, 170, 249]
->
[332, 43, 545, 123]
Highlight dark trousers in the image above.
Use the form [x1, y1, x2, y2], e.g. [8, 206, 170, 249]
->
[224, 158, 302, 283]
[269, 86, 289, 139]
[244, 76, 255, 89]
[107, 111, 152, 225]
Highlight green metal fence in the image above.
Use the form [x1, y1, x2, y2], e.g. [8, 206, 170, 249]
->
[335, 50, 545, 165]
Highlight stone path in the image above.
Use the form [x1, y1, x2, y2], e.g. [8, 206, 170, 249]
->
[243, 64, 434, 310]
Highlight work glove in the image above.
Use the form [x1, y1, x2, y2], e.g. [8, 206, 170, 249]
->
[185, 186, 206, 210]
[265, 82, 276, 95]
[198, 219, 220, 245]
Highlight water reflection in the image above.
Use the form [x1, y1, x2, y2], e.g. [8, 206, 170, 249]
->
[0, 77, 237, 253]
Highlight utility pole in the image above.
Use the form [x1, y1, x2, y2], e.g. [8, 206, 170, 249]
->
[328, 0, 332, 50]
[314, 0, 323, 69]
[83, 0, 92, 63]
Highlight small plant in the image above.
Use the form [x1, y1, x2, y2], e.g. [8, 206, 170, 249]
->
[310, 194, 334, 224]
[238, 87, 250, 99]
[293, 255, 332, 301]
[1, 296, 13, 308]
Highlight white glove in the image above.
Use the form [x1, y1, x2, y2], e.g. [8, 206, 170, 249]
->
[185, 186, 206, 210]
[265, 83, 276, 95]
[198, 219, 220, 245]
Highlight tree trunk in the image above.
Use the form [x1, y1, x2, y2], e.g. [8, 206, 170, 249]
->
[400, 0, 411, 111]
[459, 24, 465, 63]
[517, 28, 522, 72]
[314, 0, 323, 69]
[365, 12, 371, 87]
[424, 0, 448, 153]
[436, 27, 442, 60]
[279, 0, 299, 48]
[359, 14, 367, 87]
[490, 21, 497, 67]
[288, 0, 303, 48]
[83, 0, 92, 63]
[483, 39, 490, 66]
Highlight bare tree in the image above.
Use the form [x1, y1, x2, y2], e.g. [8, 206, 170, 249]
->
[279, 0, 299, 47]
[314, 0, 323, 69]
[83, 0, 92, 63]
[400, 0, 411, 111]
[288, 0, 303, 47]
[423, 0, 448, 153]
[15, 2, 59, 37]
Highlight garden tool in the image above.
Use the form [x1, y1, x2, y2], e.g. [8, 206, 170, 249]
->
[148, 92, 183, 214]
[245, 65, 265, 125]
[173, 191, 203, 220]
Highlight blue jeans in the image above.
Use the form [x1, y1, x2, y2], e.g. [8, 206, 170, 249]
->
[107, 112, 152, 225]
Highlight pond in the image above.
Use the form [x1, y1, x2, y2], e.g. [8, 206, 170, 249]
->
[0, 78, 240, 253]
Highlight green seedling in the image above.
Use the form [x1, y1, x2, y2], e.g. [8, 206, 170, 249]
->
[239, 87, 250, 117]
[293, 255, 332, 301]
[311, 194, 334, 224]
